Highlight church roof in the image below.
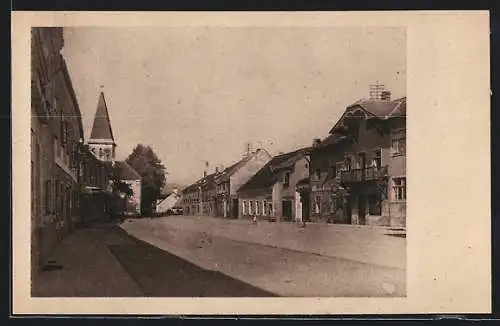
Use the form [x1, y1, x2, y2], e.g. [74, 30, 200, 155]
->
[89, 91, 116, 143]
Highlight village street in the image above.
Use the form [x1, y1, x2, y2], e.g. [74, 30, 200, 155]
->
[33, 216, 406, 298]
[120, 216, 407, 297]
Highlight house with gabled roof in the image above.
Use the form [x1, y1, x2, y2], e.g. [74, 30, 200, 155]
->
[237, 147, 311, 222]
[213, 148, 272, 218]
[309, 89, 406, 227]
[181, 147, 272, 218]
[181, 171, 217, 216]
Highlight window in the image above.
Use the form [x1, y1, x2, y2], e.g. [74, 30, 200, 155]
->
[45, 180, 52, 214]
[54, 181, 60, 217]
[314, 196, 321, 214]
[329, 195, 336, 213]
[368, 193, 382, 215]
[345, 156, 352, 170]
[393, 177, 407, 200]
[262, 200, 266, 215]
[104, 148, 111, 160]
[391, 129, 406, 156]
[283, 171, 290, 186]
[60, 118, 67, 146]
[312, 168, 321, 181]
[256, 201, 260, 216]
[373, 149, 382, 169]
[330, 164, 337, 179]
[249, 201, 253, 215]
[53, 137, 58, 159]
[99, 148, 103, 158]
[335, 162, 344, 179]
[242, 200, 246, 215]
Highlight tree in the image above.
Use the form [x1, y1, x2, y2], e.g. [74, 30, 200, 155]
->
[125, 144, 167, 216]
[106, 164, 134, 219]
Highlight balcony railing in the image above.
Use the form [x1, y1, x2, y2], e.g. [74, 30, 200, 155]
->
[340, 166, 388, 183]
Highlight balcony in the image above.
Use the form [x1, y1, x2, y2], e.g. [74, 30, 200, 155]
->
[340, 166, 388, 183]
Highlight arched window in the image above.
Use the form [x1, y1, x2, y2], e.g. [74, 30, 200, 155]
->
[104, 148, 111, 160]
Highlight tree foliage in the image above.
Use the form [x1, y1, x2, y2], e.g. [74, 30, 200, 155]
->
[125, 144, 167, 215]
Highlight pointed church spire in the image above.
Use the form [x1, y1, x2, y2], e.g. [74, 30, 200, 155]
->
[89, 89, 115, 144]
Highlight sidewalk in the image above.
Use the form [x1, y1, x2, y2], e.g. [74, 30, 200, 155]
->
[32, 223, 144, 297]
[140, 215, 406, 270]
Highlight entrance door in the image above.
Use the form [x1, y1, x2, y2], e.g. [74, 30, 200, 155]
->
[232, 198, 239, 219]
[282, 200, 292, 220]
[358, 152, 366, 170]
[301, 192, 310, 222]
[345, 195, 352, 224]
[358, 194, 366, 225]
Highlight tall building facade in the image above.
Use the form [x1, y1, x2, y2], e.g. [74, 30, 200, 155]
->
[31, 27, 85, 279]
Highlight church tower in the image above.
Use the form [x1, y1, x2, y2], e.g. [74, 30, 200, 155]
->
[87, 89, 117, 162]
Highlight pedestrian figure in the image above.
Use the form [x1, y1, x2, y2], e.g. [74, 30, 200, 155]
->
[252, 214, 258, 225]
[302, 220, 307, 228]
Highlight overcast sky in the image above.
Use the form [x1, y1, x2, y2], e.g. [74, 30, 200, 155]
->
[62, 27, 406, 186]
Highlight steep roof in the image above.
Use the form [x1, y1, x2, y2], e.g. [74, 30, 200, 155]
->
[238, 148, 309, 192]
[387, 97, 406, 118]
[89, 91, 115, 143]
[182, 172, 217, 193]
[213, 148, 271, 183]
[114, 161, 141, 180]
[317, 133, 348, 148]
[329, 96, 407, 134]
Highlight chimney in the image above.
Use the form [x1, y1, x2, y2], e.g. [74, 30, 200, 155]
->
[369, 81, 386, 100]
[215, 166, 220, 174]
[244, 142, 252, 157]
[312, 138, 322, 148]
[204, 161, 209, 178]
[381, 90, 391, 101]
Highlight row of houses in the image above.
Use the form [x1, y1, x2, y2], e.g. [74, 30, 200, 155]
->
[30, 27, 142, 279]
[181, 90, 406, 227]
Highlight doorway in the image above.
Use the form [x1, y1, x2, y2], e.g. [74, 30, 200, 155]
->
[358, 152, 366, 170]
[300, 192, 310, 222]
[344, 194, 352, 224]
[282, 200, 292, 220]
[358, 194, 366, 225]
[232, 198, 239, 219]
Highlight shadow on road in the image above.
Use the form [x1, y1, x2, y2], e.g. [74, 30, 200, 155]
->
[109, 227, 278, 297]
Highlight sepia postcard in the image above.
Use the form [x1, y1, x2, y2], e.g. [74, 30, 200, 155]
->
[12, 11, 491, 315]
